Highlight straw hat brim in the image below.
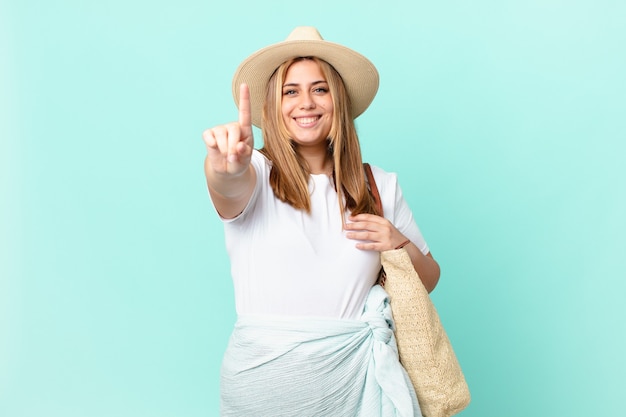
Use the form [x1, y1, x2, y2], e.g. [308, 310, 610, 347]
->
[232, 38, 379, 128]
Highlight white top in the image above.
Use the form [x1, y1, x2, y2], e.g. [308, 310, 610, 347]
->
[217, 150, 429, 319]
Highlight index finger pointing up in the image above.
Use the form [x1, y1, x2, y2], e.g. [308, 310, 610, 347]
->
[238, 83, 252, 137]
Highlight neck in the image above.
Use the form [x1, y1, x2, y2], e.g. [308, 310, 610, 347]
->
[298, 146, 332, 175]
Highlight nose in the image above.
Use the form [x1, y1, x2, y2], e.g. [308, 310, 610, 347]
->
[298, 91, 316, 110]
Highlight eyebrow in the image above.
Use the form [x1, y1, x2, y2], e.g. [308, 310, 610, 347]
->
[282, 80, 328, 88]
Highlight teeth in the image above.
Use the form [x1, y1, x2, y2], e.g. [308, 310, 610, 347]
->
[296, 117, 318, 124]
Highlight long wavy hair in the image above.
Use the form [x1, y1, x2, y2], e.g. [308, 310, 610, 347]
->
[259, 56, 379, 219]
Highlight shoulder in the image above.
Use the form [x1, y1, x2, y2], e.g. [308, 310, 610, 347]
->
[251, 149, 271, 173]
[222, 150, 270, 224]
[366, 163, 408, 222]
[367, 164, 399, 194]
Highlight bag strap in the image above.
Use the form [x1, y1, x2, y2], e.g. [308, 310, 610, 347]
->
[363, 163, 383, 217]
[364, 163, 387, 285]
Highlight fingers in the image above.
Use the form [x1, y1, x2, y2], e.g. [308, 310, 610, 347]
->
[344, 214, 387, 242]
[345, 214, 404, 251]
[345, 214, 386, 233]
[238, 83, 252, 138]
[203, 124, 234, 156]
[202, 83, 255, 174]
[348, 213, 385, 224]
[203, 122, 250, 174]
[225, 122, 243, 162]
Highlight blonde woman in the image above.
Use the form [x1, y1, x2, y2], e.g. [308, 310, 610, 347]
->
[203, 27, 440, 416]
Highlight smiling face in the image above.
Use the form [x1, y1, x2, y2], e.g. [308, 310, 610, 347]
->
[281, 59, 334, 151]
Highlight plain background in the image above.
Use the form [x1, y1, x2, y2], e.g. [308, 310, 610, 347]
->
[2, 0, 625, 416]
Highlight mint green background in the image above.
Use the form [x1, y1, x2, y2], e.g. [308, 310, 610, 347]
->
[2, 0, 625, 416]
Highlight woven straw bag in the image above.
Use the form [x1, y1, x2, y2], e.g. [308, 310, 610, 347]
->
[364, 164, 470, 417]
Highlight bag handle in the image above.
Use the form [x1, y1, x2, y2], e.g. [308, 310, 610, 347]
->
[363, 163, 383, 216]
[364, 163, 388, 285]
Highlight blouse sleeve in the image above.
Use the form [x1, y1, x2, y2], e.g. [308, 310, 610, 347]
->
[373, 165, 430, 255]
[218, 149, 267, 224]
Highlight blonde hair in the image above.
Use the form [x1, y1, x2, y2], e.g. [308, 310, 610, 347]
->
[260, 57, 379, 217]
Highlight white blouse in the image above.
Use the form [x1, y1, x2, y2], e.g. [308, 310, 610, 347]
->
[216, 150, 429, 319]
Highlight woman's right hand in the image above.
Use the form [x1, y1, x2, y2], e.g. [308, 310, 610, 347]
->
[202, 83, 254, 177]
[202, 84, 257, 219]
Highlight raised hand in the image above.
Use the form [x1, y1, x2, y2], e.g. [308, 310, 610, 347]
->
[203, 83, 254, 176]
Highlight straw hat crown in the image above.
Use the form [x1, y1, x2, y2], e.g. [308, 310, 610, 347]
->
[232, 26, 379, 127]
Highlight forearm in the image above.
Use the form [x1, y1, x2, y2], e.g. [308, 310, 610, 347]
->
[204, 156, 256, 219]
[404, 243, 441, 293]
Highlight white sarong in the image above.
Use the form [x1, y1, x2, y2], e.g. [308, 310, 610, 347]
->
[220, 285, 422, 416]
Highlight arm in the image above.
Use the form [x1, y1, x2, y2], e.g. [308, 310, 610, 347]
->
[202, 84, 256, 219]
[403, 243, 440, 293]
[204, 158, 256, 219]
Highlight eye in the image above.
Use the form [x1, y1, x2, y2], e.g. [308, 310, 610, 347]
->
[283, 89, 297, 96]
[313, 87, 329, 94]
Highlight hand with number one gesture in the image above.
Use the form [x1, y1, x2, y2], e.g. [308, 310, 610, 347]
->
[203, 83, 254, 177]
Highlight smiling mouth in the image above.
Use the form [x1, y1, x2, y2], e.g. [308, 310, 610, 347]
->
[294, 116, 320, 126]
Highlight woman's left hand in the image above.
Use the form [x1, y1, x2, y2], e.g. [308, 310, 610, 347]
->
[346, 213, 441, 292]
[344, 214, 408, 251]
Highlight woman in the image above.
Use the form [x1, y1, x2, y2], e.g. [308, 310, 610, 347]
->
[203, 27, 440, 416]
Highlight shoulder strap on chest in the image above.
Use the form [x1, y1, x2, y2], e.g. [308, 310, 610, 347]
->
[363, 163, 383, 216]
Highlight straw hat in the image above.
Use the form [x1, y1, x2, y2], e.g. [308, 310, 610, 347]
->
[232, 26, 380, 127]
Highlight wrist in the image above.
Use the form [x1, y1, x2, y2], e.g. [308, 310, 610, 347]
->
[395, 239, 411, 250]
